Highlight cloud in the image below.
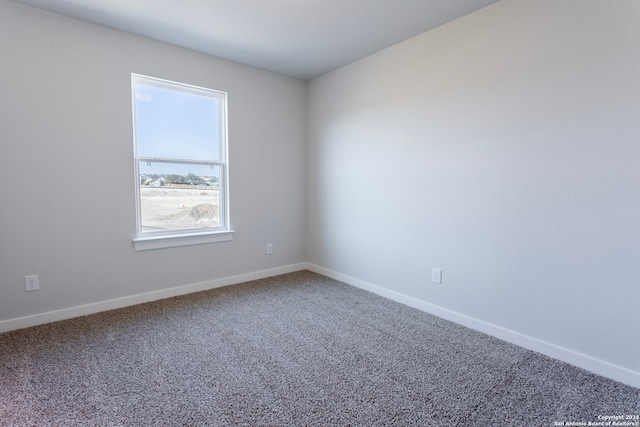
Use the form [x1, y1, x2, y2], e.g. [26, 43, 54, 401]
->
[135, 91, 153, 102]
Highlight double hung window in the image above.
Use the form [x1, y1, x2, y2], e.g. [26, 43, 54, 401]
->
[131, 74, 232, 250]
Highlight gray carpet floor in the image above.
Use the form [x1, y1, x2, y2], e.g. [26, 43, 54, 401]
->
[1, 271, 638, 426]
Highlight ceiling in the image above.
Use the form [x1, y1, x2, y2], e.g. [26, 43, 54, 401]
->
[14, 0, 500, 80]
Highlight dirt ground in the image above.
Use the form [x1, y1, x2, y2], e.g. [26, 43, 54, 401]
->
[139, 186, 220, 231]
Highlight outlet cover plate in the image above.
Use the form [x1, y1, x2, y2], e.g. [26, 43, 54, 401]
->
[25, 275, 40, 292]
[431, 268, 442, 284]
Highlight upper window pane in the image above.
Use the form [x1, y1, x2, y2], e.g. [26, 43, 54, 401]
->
[133, 81, 220, 161]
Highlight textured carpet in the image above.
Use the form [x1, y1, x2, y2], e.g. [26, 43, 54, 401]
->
[0, 271, 638, 426]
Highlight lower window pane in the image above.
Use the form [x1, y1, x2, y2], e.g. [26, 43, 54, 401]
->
[139, 162, 221, 232]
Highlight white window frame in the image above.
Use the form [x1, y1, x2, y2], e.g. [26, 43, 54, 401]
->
[131, 74, 233, 251]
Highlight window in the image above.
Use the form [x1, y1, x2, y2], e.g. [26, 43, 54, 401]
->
[131, 74, 232, 250]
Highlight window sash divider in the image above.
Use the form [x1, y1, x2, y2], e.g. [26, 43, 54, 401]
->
[137, 157, 222, 166]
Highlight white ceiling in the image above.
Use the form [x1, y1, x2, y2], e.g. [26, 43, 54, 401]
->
[14, 0, 500, 80]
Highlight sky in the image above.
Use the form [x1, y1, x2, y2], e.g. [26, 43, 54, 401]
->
[134, 81, 222, 178]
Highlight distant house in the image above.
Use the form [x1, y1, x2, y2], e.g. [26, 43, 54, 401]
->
[151, 177, 165, 187]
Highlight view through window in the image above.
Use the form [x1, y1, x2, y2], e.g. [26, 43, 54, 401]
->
[132, 74, 229, 238]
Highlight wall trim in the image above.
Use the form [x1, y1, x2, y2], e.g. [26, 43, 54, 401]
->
[0, 263, 308, 334]
[2, 261, 638, 389]
[306, 263, 640, 390]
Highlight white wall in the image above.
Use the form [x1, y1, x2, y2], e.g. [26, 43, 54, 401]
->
[0, 0, 307, 324]
[307, 0, 640, 385]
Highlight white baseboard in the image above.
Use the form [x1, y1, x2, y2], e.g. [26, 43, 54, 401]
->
[306, 263, 640, 390]
[0, 263, 307, 334]
[3, 261, 638, 389]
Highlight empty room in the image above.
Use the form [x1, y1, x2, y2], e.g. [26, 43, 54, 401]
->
[1, 0, 638, 425]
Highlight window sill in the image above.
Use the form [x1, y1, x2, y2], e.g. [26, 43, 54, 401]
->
[133, 230, 234, 251]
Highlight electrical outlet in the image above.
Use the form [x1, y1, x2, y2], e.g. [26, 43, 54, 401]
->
[267, 243, 273, 255]
[431, 268, 442, 284]
[25, 275, 40, 292]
